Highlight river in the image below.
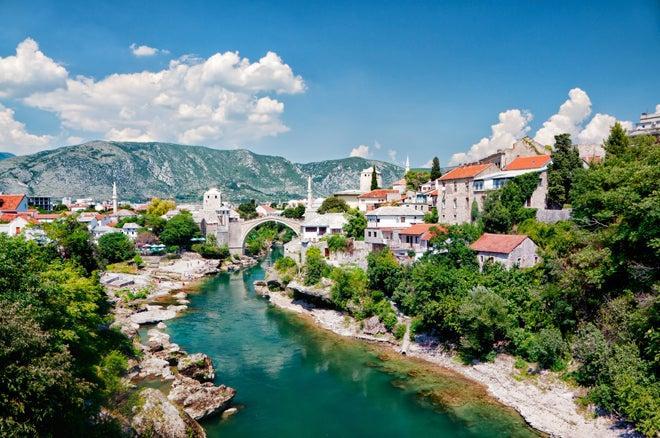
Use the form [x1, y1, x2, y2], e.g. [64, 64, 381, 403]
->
[164, 249, 538, 437]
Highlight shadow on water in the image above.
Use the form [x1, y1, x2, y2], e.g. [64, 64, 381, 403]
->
[164, 249, 539, 437]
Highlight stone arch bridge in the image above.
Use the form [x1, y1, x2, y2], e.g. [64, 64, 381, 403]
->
[227, 216, 303, 254]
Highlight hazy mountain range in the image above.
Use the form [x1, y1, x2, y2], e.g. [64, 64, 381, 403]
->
[0, 141, 403, 202]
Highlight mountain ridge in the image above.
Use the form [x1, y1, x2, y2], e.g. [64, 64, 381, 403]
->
[0, 141, 403, 202]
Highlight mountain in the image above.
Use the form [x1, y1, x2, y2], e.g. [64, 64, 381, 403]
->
[0, 152, 14, 161]
[0, 141, 403, 202]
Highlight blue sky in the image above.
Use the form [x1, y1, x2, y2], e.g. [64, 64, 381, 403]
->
[0, 0, 657, 165]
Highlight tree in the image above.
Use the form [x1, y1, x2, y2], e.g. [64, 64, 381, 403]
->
[367, 248, 402, 297]
[324, 234, 349, 253]
[471, 199, 480, 222]
[370, 165, 379, 190]
[405, 170, 431, 191]
[547, 133, 582, 209]
[304, 246, 328, 285]
[317, 196, 349, 214]
[458, 286, 512, 358]
[237, 199, 258, 220]
[430, 157, 442, 180]
[146, 198, 176, 216]
[424, 207, 438, 224]
[343, 209, 367, 240]
[603, 122, 630, 157]
[191, 234, 230, 259]
[159, 211, 200, 249]
[44, 216, 98, 273]
[282, 204, 305, 219]
[97, 232, 135, 264]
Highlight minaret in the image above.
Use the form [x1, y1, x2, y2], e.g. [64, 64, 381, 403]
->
[112, 181, 118, 214]
[307, 175, 313, 210]
[405, 156, 410, 174]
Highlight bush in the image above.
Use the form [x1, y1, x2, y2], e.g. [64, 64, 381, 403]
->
[192, 235, 230, 260]
[367, 248, 402, 297]
[324, 234, 349, 253]
[394, 323, 407, 340]
[159, 212, 200, 249]
[528, 327, 566, 370]
[304, 247, 328, 286]
[275, 256, 297, 273]
[458, 286, 512, 358]
[97, 232, 136, 264]
[343, 209, 367, 240]
[317, 197, 349, 214]
[330, 266, 367, 310]
[282, 204, 305, 219]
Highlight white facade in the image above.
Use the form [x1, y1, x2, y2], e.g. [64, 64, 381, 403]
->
[203, 188, 222, 212]
[121, 222, 140, 239]
[301, 213, 347, 241]
[365, 206, 424, 229]
[359, 167, 383, 193]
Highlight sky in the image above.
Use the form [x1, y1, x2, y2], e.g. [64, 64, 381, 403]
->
[0, 0, 658, 166]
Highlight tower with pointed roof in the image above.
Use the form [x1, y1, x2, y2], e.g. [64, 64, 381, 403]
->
[112, 181, 118, 214]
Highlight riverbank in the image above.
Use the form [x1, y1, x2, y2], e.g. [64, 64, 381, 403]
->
[255, 272, 636, 438]
[103, 252, 257, 436]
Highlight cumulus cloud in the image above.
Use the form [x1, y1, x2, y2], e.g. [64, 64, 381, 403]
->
[577, 113, 633, 145]
[387, 149, 398, 162]
[16, 42, 305, 148]
[450, 109, 532, 165]
[350, 144, 370, 158]
[0, 103, 52, 154]
[130, 43, 169, 57]
[0, 38, 67, 98]
[534, 88, 592, 145]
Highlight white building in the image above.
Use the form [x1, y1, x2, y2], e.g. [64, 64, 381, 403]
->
[630, 107, 660, 138]
[121, 222, 140, 240]
[357, 189, 401, 212]
[203, 187, 222, 211]
[332, 189, 363, 209]
[359, 167, 383, 193]
[301, 213, 347, 241]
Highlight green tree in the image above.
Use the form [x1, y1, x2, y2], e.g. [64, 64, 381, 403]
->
[97, 232, 135, 264]
[191, 234, 230, 259]
[370, 165, 379, 190]
[330, 266, 367, 310]
[430, 156, 442, 180]
[159, 211, 200, 249]
[547, 133, 582, 209]
[458, 286, 512, 358]
[424, 207, 438, 224]
[282, 204, 305, 219]
[367, 248, 402, 297]
[324, 234, 349, 253]
[317, 196, 349, 214]
[304, 246, 328, 286]
[146, 197, 176, 216]
[44, 216, 98, 273]
[343, 209, 367, 240]
[603, 122, 630, 157]
[471, 199, 480, 222]
[405, 170, 431, 190]
[237, 199, 258, 220]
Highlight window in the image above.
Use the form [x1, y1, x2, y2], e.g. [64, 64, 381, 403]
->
[516, 257, 522, 265]
[480, 255, 484, 262]
[400, 216, 405, 222]
[465, 181, 469, 190]
[453, 198, 457, 209]
[473, 180, 484, 191]
[466, 197, 469, 206]
[453, 182, 457, 191]
[494, 178, 508, 189]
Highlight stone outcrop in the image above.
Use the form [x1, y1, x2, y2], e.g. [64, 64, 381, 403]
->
[362, 315, 387, 335]
[168, 375, 236, 421]
[131, 388, 206, 438]
[286, 279, 333, 305]
[130, 304, 187, 324]
[178, 353, 215, 382]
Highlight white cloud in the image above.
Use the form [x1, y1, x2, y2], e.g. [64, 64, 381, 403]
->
[0, 103, 52, 154]
[18, 42, 305, 148]
[577, 113, 633, 145]
[374, 140, 382, 150]
[0, 38, 67, 98]
[387, 149, 398, 162]
[130, 43, 168, 57]
[350, 144, 370, 158]
[421, 158, 434, 168]
[534, 88, 592, 145]
[656, 104, 660, 114]
[66, 136, 85, 144]
[450, 109, 532, 165]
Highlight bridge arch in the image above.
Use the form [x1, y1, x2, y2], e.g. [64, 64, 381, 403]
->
[229, 216, 302, 254]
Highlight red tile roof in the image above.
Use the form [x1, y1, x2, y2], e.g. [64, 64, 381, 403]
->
[398, 224, 447, 242]
[35, 213, 62, 220]
[259, 204, 277, 213]
[439, 163, 493, 181]
[470, 233, 529, 254]
[504, 155, 551, 171]
[358, 189, 399, 199]
[0, 213, 38, 224]
[0, 194, 26, 212]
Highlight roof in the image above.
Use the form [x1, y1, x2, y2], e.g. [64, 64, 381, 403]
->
[334, 189, 363, 196]
[392, 178, 406, 186]
[439, 163, 494, 181]
[398, 223, 447, 238]
[366, 206, 424, 216]
[122, 222, 140, 229]
[258, 204, 278, 213]
[0, 213, 38, 225]
[358, 189, 399, 199]
[0, 194, 26, 211]
[302, 212, 347, 228]
[470, 233, 530, 254]
[115, 209, 135, 217]
[504, 155, 551, 171]
[35, 213, 62, 220]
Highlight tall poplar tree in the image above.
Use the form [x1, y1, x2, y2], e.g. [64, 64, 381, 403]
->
[430, 157, 442, 180]
[546, 133, 582, 209]
[370, 165, 379, 190]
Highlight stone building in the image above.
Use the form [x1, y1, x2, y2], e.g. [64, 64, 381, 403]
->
[470, 233, 539, 270]
[359, 167, 383, 193]
[437, 163, 498, 225]
[357, 189, 401, 212]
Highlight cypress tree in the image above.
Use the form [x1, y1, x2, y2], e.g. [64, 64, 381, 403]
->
[430, 157, 442, 180]
[547, 133, 582, 209]
[370, 165, 379, 190]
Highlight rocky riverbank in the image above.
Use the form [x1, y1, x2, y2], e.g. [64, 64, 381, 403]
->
[255, 270, 637, 438]
[103, 252, 253, 437]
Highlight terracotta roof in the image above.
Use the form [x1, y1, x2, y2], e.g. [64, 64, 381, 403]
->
[0, 213, 38, 224]
[259, 204, 277, 213]
[358, 189, 399, 199]
[504, 155, 551, 171]
[398, 223, 447, 237]
[35, 213, 62, 220]
[439, 163, 493, 181]
[0, 194, 26, 211]
[470, 233, 529, 254]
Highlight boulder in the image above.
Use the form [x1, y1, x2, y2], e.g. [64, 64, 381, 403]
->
[138, 357, 174, 380]
[363, 315, 387, 335]
[178, 353, 215, 382]
[168, 375, 236, 421]
[131, 388, 205, 438]
[130, 305, 177, 325]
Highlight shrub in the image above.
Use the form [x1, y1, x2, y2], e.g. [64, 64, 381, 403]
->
[275, 256, 297, 273]
[317, 197, 349, 214]
[394, 323, 407, 340]
[304, 247, 328, 286]
[324, 234, 349, 253]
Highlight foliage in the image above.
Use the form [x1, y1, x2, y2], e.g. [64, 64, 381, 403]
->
[274, 256, 297, 273]
[458, 286, 512, 358]
[370, 165, 379, 190]
[317, 196, 349, 214]
[244, 222, 294, 256]
[367, 248, 402, 297]
[44, 216, 98, 273]
[282, 204, 305, 219]
[343, 208, 367, 240]
[602, 121, 630, 157]
[192, 235, 230, 260]
[430, 157, 442, 180]
[97, 232, 135, 264]
[159, 211, 200, 249]
[237, 199, 258, 220]
[304, 246, 328, 286]
[471, 199, 480, 222]
[424, 207, 438, 224]
[394, 323, 407, 340]
[405, 170, 431, 190]
[135, 231, 158, 247]
[324, 234, 349, 253]
[547, 133, 582, 209]
[146, 197, 176, 216]
[330, 266, 368, 310]
[482, 172, 539, 233]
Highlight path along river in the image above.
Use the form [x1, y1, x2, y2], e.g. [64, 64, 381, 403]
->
[164, 248, 539, 437]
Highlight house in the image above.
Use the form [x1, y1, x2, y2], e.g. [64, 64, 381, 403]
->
[0, 194, 28, 214]
[256, 204, 280, 217]
[437, 163, 498, 224]
[27, 196, 52, 211]
[121, 222, 140, 239]
[470, 233, 540, 270]
[472, 155, 551, 211]
[0, 213, 38, 236]
[396, 223, 446, 257]
[35, 213, 64, 223]
[391, 178, 407, 195]
[301, 213, 347, 241]
[402, 191, 434, 213]
[364, 206, 425, 251]
[93, 225, 121, 240]
[477, 137, 547, 169]
[357, 189, 401, 212]
[77, 212, 99, 230]
[332, 189, 363, 209]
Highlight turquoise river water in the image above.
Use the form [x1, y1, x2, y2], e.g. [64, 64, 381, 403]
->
[163, 249, 538, 437]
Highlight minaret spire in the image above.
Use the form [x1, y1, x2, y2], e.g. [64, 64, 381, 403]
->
[307, 175, 313, 211]
[405, 155, 410, 174]
[112, 181, 118, 214]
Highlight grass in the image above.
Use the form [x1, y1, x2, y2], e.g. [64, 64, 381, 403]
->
[107, 262, 138, 274]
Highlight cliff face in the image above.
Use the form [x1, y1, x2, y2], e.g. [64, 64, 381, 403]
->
[0, 141, 402, 202]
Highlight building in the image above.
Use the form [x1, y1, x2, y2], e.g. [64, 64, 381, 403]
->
[332, 189, 363, 209]
[402, 191, 433, 213]
[93, 225, 121, 240]
[27, 196, 52, 211]
[0, 194, 28, 214]
[470, 233, 539, 270]
[121, 222, 140, 240]
[0, 213, 37, 236]
[478, 137, 547, 168]
[359, 167, 383, 193]
[203, 187, 222, 211]
[256, 204, 280, 217]
[437, 163, 498, 224]
[357, 189, 401, 212]
[391, 178, 407, 195]
[301, 213, 347, 241]
[396, 223, 446, 258]
[364, 206, 425, 251]
[630, 107, 660, 139]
